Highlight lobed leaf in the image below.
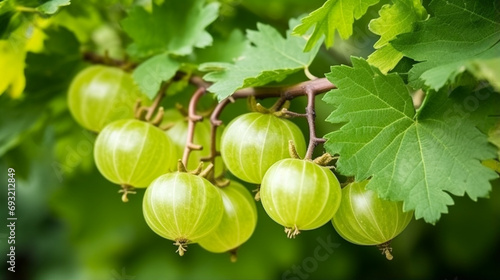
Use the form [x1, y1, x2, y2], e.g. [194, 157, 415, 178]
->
[203, 19, 320, 101]
[367, 0, 427, 73]
[132, 53, 180, 99]
[121, 0, 219, 57]
[292, 0, 380, 51]
[323, 57, 498, 224]
[391, 0, 500, 90]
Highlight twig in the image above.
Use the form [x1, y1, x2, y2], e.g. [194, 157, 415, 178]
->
[82, 52, 136, 70]
[133, 82, 168, 125]
[269, 95, 289, 112]
[82, 52, 335, 96]
[182, 87, 206, 167]
[201, 98, 231, 167]
[304, 87, 326, 160]
[145, 83, 168, 121]
[189, 75, 211, 88]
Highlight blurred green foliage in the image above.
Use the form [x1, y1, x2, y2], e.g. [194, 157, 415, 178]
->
[1, 0, 499, 279]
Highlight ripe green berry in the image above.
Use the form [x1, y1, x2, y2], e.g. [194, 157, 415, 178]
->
[198, 180, 258, 253]
[260, 158, 341, 238]
[331, 180, 413, 259]
[94, 119, 177, 189]
[143, 172, 224, 256]
[220, 112, 306, 184]
[68, 65, 148, 132]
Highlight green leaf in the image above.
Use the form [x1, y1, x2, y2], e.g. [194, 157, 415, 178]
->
[194, 29, 248, 65]
[203, 19, 320, 101]
[467, 58, 500, 93]
[132, 53, 180, 99]
[0, 1, 10, 13]
[490, 121, 500, 159]
[0, 26, 81, 155]
[323, 57, 498, 224]
[0, 19, 33, 98]
[0, 96, 45, 156]
[121, 0, 219, 57]
[292, 0, 380, 51]
[407, 44, 500, 91]
[391, 0, 500, 90]
[0, 1, 15, 37]
[24, 26, 81, 96]
[367, 0, 427, 73]
[37, 0, 71, 15]
[366, 45, 403, 74]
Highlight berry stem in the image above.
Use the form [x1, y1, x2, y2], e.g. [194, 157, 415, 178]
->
[182, 87, 206, 167]
[145, 83, 168, 122]
[134, 82, 168, 125]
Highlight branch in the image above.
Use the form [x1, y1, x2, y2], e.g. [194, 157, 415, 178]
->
[82, 52, 136, 70]
[82, 52, 337, 164]
[182, 87, 206, 167]
[206, 78, 336, 166]
[189, 75, 211, 88]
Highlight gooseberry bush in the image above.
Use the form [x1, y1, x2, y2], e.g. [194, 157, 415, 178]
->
[2, 0, 499, 264]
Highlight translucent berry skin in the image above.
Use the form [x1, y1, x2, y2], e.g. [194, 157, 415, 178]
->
[143, 172, 224, 242]
[164, 109, 224, 176]
[331, 180, 413, 246]
[260, 158, 342, 232]
[198, 181, 258, 253]
[94, 119, 177, 188]
[68, 65, 148, 132]
[220, 112, 306, 184]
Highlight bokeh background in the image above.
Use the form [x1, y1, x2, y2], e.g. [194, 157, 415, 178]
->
[1, 0, 499, 279]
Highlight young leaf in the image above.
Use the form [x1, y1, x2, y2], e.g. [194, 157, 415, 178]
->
[367, 0, 427, 73]
[323, 57, 498, 224]
[132, 53, 180, 99]
[292, 0, 380, 52]
[202, 19, 320, 101]
[0, 39, 26, 98]
[37, 0, 71, 15]
[466, 58, 500, 93]
[121, 0, 219, 57]
[0, 20, 35, 98]
[391, 0, 500, 90]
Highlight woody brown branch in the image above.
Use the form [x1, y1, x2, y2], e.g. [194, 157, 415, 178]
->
[205, 78, 336, 166]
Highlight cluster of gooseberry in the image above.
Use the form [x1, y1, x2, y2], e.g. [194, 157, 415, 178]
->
[67, 64, 413, 260]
